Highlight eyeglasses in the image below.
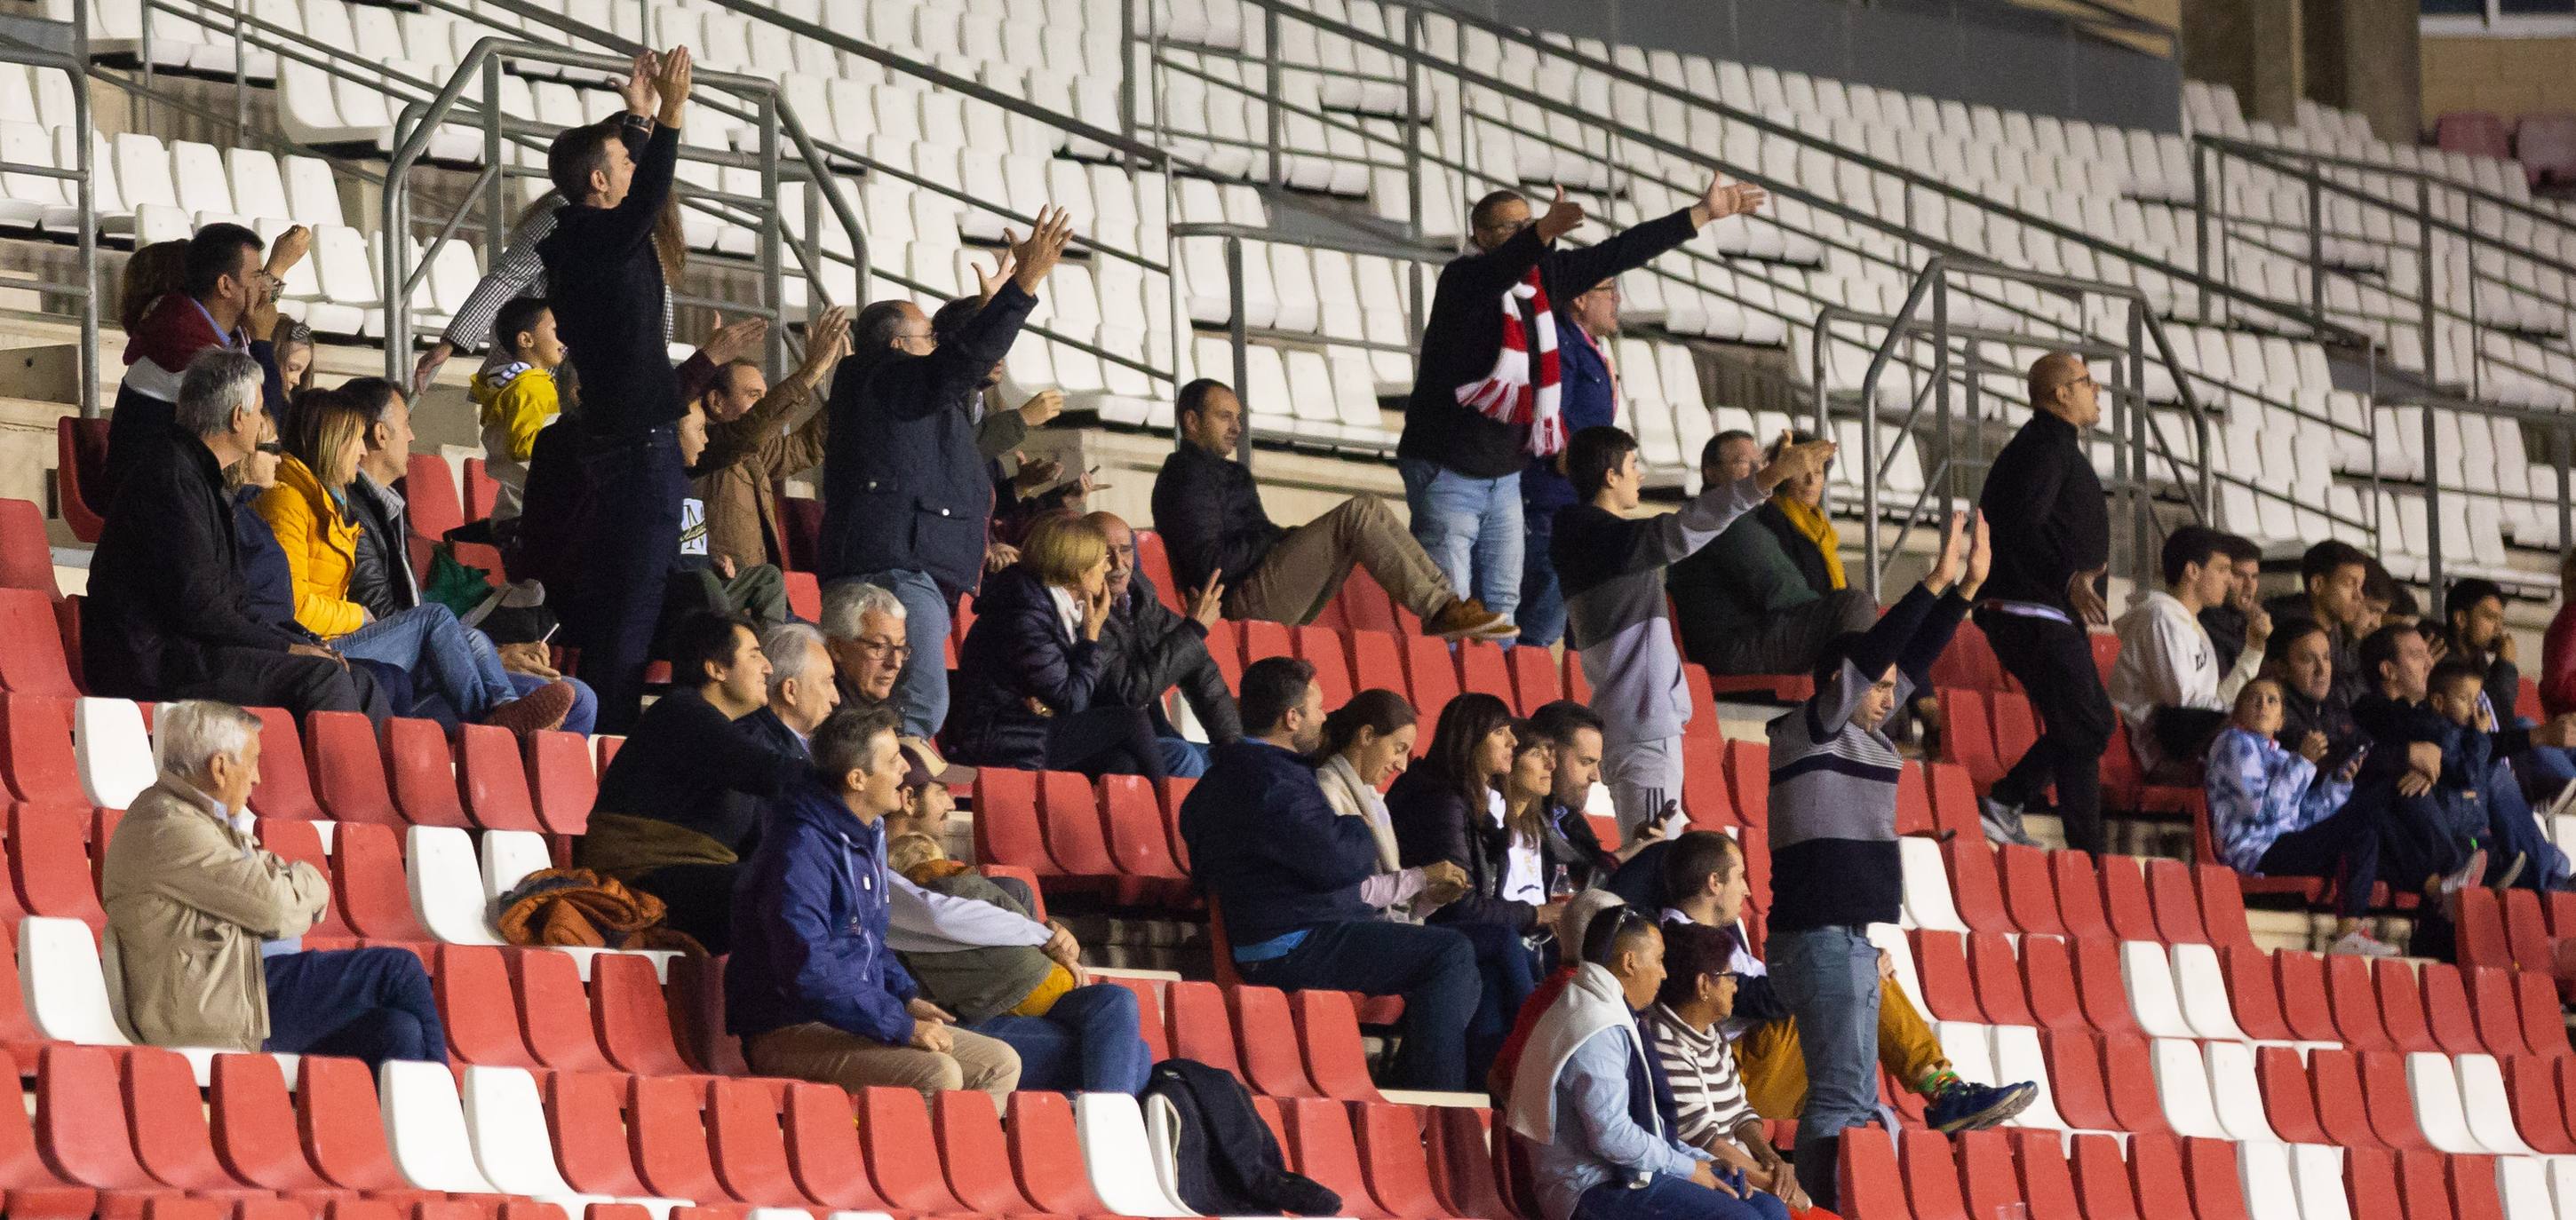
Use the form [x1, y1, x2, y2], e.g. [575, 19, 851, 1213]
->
[852, 636, 913, 661]
[255, 440, 284, 456]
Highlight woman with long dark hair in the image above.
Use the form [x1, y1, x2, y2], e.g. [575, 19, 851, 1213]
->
[1316, 689, 1467, 923]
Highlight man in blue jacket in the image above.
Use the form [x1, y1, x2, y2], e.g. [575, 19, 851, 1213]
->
[819, 209, 1074, 740]
[1180, 656, 1479, 1090]
[726, 704, 1023, 1108]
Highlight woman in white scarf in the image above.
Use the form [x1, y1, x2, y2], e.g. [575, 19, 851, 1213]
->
[1313, 688, 1467, 922]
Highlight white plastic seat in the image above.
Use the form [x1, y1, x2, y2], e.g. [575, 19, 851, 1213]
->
[481, 828, 553, 900]
[2405, 1051, 2485, 1153]
[2288, 1144, 2354, 1220]
[2238, 1142, 2303, 1220]
[2147, 1037, 2227, 1138]
[2119, 940, 2196, 1039]
[1988, 1025, 2067, 1129]
[73, 696, 155, 811]
[408, 825, 503, 947]
[2167, 942, 2250, 1042]
[20, 915, 133, 1046]
[2496, 1156, 2554, 1220]
[2202, 1040, 2278, 1142]
[1077, 1092, 1200, 1217]
[381, 1059, 501, 1194]
[2457, 1055, 2540, 1156]
[1898, 836, 1968, 933]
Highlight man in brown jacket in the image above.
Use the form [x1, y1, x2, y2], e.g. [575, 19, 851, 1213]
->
[100, 699, 445, 1066]
[693, 305, 850, 574]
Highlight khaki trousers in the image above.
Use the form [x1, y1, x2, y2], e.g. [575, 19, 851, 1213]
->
[1731, 977, 1952, 1120]
[1226, 495, 1457, 626]
[744, 1020, 1022, 1112]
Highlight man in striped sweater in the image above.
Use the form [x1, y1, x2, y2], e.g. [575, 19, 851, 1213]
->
[1763, 509, 1985, 1212]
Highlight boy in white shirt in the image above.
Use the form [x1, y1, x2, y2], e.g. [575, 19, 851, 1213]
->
[2110, 525, 2270, 778]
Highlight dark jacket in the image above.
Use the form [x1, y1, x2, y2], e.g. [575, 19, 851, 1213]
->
[1668, 507, 1820, 669]
[946, 564, 1110, 771]
[2277, 683, 2363, 772]
[83, 432, 307, 699]
[1098, 569, 1243, 745]
[738, 705, 809, 760]
[1150, 440, 1285, 595]
[1976, 410, 2108, 611]
[1403, 210, 1700, 479]
[2265, 591, 2368, 707]
[1518, 322, 1619, 515]
[537, 122, 683, 441]
[233, 487, 310, 641]
[724, 777, 919, 1044]
[819, 284, 1038, 598]
[1387, 767, 1537, 933]
[1146, 1058, 1340, 1217]
[584, 686, 806, 861]
[2200, 603, 2249, 675]
[1756, 503, 1836, 598]
[1180, 739, 1379, 945]
[344, 471, 415, 622]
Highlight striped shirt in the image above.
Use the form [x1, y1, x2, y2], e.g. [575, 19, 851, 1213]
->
[440, 115, 672, 359]
[1640, 1003, 1754, 1148]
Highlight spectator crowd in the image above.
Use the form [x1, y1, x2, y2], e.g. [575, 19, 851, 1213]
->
[71, 43, 2576, 1220]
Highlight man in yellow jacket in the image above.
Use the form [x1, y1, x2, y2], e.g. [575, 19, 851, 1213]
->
[100, 700, 446, 1065]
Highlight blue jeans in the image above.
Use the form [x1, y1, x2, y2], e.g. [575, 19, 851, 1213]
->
[262, 947, 446, 1069]
[511, 670, 595, 735]
[1156, 736, 1211, 778]
[970, 982, 1153, 1095]
[1398, 458, 1522, 628]
[1451, 920, 1539, 1089]
[1575, 1174, 1790, 1220]
[336, 603, 516, 721]
[1516, 497, 1567, 648]
[1769, 924, 1882, 1148]
[857, 567, 952, 739]
[1235, 919, 1478, 1091]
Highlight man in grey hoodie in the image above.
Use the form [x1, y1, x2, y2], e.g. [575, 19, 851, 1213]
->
[1551, 425, 1835, 836]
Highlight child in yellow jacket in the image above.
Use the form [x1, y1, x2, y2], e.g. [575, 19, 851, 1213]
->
[468, 296, 564, 520]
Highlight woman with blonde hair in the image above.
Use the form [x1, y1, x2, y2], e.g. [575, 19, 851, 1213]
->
[254, 391, 572, 733]
[947, 512, 1167, 778]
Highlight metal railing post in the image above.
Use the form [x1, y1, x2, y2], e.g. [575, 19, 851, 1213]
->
[73, 0, 95, 416]
[759, 95, 784, 374]
[2419, 177, 2438, 387]
[2304, 163, 2324, 318]
[2423, 403, 2444, 601]
[2192, 143, 2209, 321]
[1262, 2, 1283, 189]
[230, 0, 247, 141]
[1224, 234, 1250, 466]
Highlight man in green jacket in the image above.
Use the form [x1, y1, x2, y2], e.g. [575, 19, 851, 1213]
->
[1668, 432, 1875, 677]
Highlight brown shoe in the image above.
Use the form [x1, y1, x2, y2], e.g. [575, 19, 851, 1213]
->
[1424, 598, 1519, 642]
[481, 680, 576, 734]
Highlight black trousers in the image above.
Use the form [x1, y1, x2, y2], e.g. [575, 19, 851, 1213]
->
[568, 429, 687, 734]
[2259, 784, 2469, 918]
[176, 646, 393, 723]
[1045, 706, 1170, 780]
[1975, 608, 2114, 854]
[629, 861, 743, 955]
[1704, 587, 1880, 677]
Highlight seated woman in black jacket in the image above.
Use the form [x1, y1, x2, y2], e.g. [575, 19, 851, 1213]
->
[947, 513, 1167, 780]
[1385, 692, 1553, 1083]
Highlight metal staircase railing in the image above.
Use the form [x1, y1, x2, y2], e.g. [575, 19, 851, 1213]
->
[0, 8, 98, 415]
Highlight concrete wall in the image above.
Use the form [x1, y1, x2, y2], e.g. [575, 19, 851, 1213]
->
[2304, 0, 2421, 144]
[2421, 35, 2576, 131]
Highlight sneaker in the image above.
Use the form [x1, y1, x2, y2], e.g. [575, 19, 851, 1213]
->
[2437, 848, 2491, 898]
[481, 679, 576, 734]
[1979, 796, 2041, 848]
[1424, 598, 1519, 642]
[2546, 780, 2576, 823]
[2329, 929, 2402, 957]
[2495, 851, 2530, 891]
[1924, 1080, 2038, 1133]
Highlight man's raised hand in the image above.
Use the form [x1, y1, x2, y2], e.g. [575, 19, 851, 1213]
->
[1928, 510, 1969, 590]
[1009, 205, 1076, 292]
[1960, 510, 1992, 598]
[1535, 184, 1586, 243]
[1693, 171, 1767, 226]
[616, 50, 656, 115]
[975, 245, 1020, 304]
[796, 305, 852, 383]
[1753, 429, 1835, 491]
[652, 44, 692, 124]
[700, 314, 768, 366]
[1188, 571, 1225, 630]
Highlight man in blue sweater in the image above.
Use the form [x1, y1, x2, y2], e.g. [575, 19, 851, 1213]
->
[1180, 656, 1480, 1090]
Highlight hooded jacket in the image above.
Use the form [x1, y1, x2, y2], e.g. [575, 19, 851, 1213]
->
[251, 455, 369, 639]
[725, 775, 920, 1045]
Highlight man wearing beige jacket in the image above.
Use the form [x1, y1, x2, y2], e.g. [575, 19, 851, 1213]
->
[100, 700, 445, 1066]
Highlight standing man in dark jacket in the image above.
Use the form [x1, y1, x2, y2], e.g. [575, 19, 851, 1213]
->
[535, 44, 691, 733]
[84, 350, 388, 721]
[1180, 657, 1479, 1091]
[1402, 174, 1767, 632]
[1150, 380, 1512, 640]
[820, 210, 1073, 740]
[1972, 352, 2113, 854]
[1089, 511, 1240, 773]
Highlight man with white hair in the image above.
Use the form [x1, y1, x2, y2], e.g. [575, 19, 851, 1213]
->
[83, 349, 390, 719]
[100, 700, 444, 1066]
[822, 579, 912, 719]
[744, 621, 842, 757]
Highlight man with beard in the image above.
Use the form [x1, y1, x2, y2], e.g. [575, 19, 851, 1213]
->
[1084, 511, 1241, 776]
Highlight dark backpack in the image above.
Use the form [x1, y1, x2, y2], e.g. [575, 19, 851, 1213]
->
[1143, 1058, 1340, 1216]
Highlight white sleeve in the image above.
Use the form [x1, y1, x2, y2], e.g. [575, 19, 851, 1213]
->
[883, 874, 1053, 953]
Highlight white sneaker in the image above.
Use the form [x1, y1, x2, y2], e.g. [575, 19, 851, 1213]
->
[2330, 930, 2402, 958]
[2439, 848, 2491, 897]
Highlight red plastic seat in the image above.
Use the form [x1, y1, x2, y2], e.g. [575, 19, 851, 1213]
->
[1239, 621, 1293, 666]
[1679, 739, 1737, 829]
[1423, 1107, 1508, 1220]
[546, 1071, 652, 1198]
[1167, 979, 1245, 1081]
[2325, 953, 2395, 1048]
[2052, 850, 2113, 940]
[1966, 931, 2034, 1026]
[328, 822, 428, 941]
[11, 801, 103, 928]
[2182, 1136, 2253, 1220]
[290, 1056, 413, 1195]
[926, 1089, 1041, 1215]
[0, 694, 83, 807]
[2448, 1153, 2507, 1220]
[511, 947, 616, 1071]
[1894, 763, 1935, 837]
[1037, 769, 1121, 883]
[2143, 858, 2207, 944]
[205, 1053, 328, 1193]
[2257, 1044, 2330, 1144]
[2071, 936, 2141, 1034]
[2017, 934, 2085, 1029]
[782, 569, 821, 622]
[55, 418, 106, 545]
[1400, 640, 1461, 726]
[2041, 1029, 2116, 1132]
[1943, 839, 2012, 933]
[126, 1045, 267, 1194]
[382, 717, 472, 828]
[2520, 972, 2572, 1056]
[434, 945, 536, 1067]
[1682, 668, 1721, 744]
[2395, 1150, 2458, 1220]
[2455, 889, 2514, 969]
[2466, 965, 2531, 1057]
[1281, 1097, 1393, 1219]
[1721, 740, 1769, 827]
[593, 951, 696, 1075]
[305, 711, 400, 826]
[1831, 1127, 1907, 1220]
[1133, 531, 1183, 615]
[1158, 775, 1197, 873]
[2215, 945, 2294, 1042]
[1454, 641, 1512, 710]
[1234, 985, 1323, 1098]
[1996, 844, 2063, 936]
[2098, 856, 2159, 941]
[2274, 950, 2343, 1043]
[1927, 761, 1984, 840]
[1334, 568, 1400, 637]
[631, 1073, 740, 1202]
[2359, 1050, 2435, 1150]
[2436, 111, 2514, 161]
[2372, 956, 2442, 1053]
[2417, 963, 2483, 1056]
[2058, 1131, 2134, 1220]
[1910, 930, 1983, 1022]
[1988, 691, 2039, 777]
[1351, 1103, 1449, 1220]
[227, 707, 326, 824]
[1348, 633, 1409, 708]
[525, 728, 595, 836]
[2192, 862, 2259, 949]
[2098, 1033, 2172, 1135]
[775, 1081, 887, 1212]
[859, 1087, 973, 1213]
[0, 590, 78, 697]
[2504, 1057, 2576, 1154]
[1006, 1091, 1114, 1216]
[1101, 773, 1188, 887]
[35, 1046, 173, 1203]
[2309, 1046, 2385, 1151]
[1895, 1129, 1968, 1220]
[1955, 1129, 2023, 1220]
[2502, 888, 2554, 971]
[1292, 988, 1386, 1103]
[2349, 1147, 2404, 1220]
[0, 501, 52, 598]
[1507, 646, 1561, 712]
[454, 723, 541, 832]
[2124, 1135, 2198, 1220]
[2520, 112, 2576, 185]
[972, 769, 1059, 875]
[1293, 627, 1356, 709]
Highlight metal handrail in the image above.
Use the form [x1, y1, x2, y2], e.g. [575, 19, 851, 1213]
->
[0, 10, 94, 416]
[2405, 392, 2576, 611]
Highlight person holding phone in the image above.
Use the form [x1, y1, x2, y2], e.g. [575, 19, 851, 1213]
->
[942, 513, 1166, 780]
[2206, 677, 2387, 955]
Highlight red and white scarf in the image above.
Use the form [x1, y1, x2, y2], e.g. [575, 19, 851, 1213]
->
[1455, 267, 1566, 457]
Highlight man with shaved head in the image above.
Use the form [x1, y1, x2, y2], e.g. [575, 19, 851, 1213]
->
[1087, 510, 1241, 776]
[1971, 351, 2114, 853]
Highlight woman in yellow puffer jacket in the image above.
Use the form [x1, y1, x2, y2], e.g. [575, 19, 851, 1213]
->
[254, 392, 573, 734]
